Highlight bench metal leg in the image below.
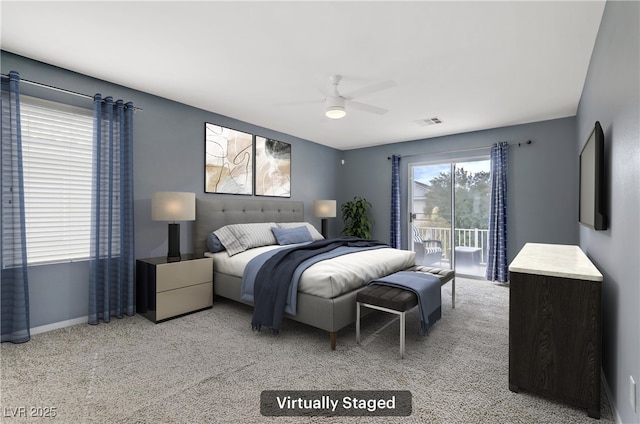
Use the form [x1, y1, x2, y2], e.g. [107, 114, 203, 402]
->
[400, 311, 406, 358]
[452, 278, 456, 309]
[356, 302, 361, 344]
[356, 301, 409, 358]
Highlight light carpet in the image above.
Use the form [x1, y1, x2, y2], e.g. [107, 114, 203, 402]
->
[1, 278, 614, 423]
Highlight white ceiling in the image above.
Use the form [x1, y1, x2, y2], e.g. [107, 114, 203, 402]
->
[1, 1, 605, 150]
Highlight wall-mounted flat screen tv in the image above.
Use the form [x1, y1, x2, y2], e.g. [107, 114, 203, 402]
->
[579, 121, 607, 230]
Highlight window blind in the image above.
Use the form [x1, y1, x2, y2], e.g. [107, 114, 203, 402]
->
[20, 96, 93, 265]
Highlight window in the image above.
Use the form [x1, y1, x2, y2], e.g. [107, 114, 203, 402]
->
[20, 96, 93, 265]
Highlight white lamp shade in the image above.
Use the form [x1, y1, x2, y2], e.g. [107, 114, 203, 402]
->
[313, 200, 337, 218]
[152, 192, 196, 222]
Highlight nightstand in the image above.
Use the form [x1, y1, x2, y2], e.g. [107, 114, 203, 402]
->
[136, 254, 213, 323]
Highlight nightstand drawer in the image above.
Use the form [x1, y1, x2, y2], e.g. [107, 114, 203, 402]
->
[156, 282, 213, 321]
[136, 255, 214, 323]
[156, 258, 212, 292]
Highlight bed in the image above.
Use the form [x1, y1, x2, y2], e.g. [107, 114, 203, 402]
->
[193, 197, 415, 350]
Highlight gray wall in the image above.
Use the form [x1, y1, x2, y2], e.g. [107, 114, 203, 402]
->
[576, 1, 640, 423]
[337, 116, 579, 265]
[1, 51, 341, 328]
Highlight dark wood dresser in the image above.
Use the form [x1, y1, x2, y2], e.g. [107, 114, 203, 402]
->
[508, 243, 603, 419]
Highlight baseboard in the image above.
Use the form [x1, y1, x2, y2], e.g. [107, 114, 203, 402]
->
[602, 368, 623, 424]
[30, 316, 88, 335]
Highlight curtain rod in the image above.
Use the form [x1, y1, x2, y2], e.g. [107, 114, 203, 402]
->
[387, 140, 532, 160]
[1, 73, 143, 112]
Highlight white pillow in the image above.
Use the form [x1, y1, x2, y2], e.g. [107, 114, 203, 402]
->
[213, 226, 244, 256]
[214, 222, 278, 256]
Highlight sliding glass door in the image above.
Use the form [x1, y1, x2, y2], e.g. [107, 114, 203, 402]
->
[409, 157, 490, 278]
[410, 162, 452, 270]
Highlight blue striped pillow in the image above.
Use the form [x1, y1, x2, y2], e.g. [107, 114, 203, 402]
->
[271, 226, 313, 245]
[276, 222, 324, 240]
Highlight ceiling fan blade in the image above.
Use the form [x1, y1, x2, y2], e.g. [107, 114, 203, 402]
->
[343, 79, 396, 100]
[348, 100, 388, 115]
[274, 99, 323, 107]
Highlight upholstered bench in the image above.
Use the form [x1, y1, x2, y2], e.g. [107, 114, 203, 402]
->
[355, 267, 455, 358]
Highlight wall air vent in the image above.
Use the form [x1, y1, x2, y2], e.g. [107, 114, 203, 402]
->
[415, 117, 443, 126]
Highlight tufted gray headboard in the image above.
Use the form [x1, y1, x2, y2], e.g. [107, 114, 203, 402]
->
[193, 197, 305, 257]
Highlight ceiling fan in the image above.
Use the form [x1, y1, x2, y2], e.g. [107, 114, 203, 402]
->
[280, 75, 396, 120]
[325, 75, 397, 119]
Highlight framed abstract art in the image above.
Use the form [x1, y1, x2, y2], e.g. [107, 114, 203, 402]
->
[204, 123, 253, 195]
[255, 136, 291, 197]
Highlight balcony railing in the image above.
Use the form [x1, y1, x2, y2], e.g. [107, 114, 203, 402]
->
[414, 226, 489, 264]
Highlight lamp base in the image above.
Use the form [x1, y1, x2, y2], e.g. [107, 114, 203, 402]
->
[321, 218, 328, 239]
[167, 223, 181, 262]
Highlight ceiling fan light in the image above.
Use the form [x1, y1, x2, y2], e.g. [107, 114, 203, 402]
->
[326, 106, 346, 119]
[325, 96, 346, 119]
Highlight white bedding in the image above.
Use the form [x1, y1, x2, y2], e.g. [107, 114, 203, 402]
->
[206, 245, 415, 299]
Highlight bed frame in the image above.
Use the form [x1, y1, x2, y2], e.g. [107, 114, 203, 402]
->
[193, 197, 370, 350]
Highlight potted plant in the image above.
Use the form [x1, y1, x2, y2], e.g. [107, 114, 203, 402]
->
[341, 196, 375, 239]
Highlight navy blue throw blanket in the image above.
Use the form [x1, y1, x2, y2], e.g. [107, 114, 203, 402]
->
[368, 271, 441, 335]
[251, 237, 388, 334]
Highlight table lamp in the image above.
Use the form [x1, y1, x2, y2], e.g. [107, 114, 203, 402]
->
[152, 192, 196, 262]
[313, 200, 336, 239]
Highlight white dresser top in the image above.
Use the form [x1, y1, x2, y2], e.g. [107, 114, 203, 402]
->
[509, 243, 603, 282]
